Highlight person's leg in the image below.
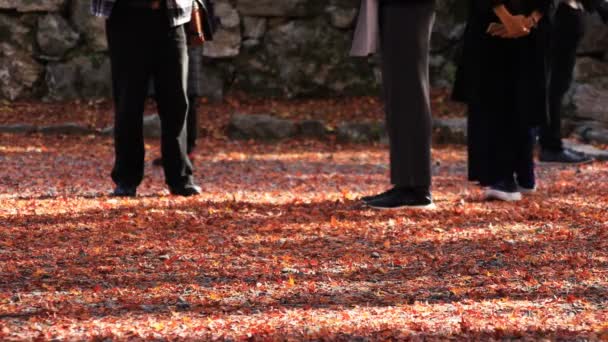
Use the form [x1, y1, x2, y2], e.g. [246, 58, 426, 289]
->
[186, 46, 202, 155]
[489, 107, 519, 188]
[150, 79, 167, 167]
[153, 22, 197, 194]
[382, 0, 435, 189]
[539, 4, 588, 162]
[484, 120, 523, 202]
[515, 127, 537, 192]
[106, 11, 152, 194]
[153, 94, 197, 166]
[153, 94, 198, 162]
[187, 95, 198, 155]
[483, 59, 522, 202]
[467, 103, 493, 186]
[365, 0, 436, 209]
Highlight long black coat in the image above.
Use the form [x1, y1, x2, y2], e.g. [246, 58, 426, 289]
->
[453, 0, 553, 185]
[452, 0, 553, 126]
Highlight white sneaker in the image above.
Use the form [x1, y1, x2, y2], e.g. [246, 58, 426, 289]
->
[484, 188, 522, 202]
[517, 185, 537, 194]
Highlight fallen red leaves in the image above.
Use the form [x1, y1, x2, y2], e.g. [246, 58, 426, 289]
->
[0, 133, 607, 340]
[0, 89, 465, 135]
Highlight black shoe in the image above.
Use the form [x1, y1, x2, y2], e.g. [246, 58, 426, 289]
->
[515, 175, 536, 194]
[366, 187, 435, 210]
[111, 185, 137, 197]
[169, 184, 202, 197]
[152, 157, 163, 167]
[484, 179, 521, 202]
[361, 187, 399, 203]
[539, 148, 593, 165]
[516, 183, 537, 194]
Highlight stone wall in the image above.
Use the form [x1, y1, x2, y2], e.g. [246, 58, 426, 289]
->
[0, 0, 607, 123]
[0, 0, 466, 101]
[571, 14, 608, 124]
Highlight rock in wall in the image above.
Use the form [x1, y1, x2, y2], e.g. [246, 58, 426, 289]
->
[0, 0, 606, 126]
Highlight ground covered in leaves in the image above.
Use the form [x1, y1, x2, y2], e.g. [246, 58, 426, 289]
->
[0, 90, 464, 136]
[1, 133, 607, 340]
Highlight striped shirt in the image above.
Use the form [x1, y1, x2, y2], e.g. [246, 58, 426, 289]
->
[91, 0, 192, 27]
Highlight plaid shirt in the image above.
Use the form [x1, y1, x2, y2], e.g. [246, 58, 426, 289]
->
[91, 0, 192, 27]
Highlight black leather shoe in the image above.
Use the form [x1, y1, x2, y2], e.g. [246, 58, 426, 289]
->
[361, 187, 398, 203]
[539, 148, 593, 165]
[169, 184, 202, 197]
[366, 187, 435, 210]
[111, 185, 137, 197]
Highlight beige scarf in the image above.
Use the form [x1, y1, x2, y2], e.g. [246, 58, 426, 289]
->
[350, 0, 379, 57]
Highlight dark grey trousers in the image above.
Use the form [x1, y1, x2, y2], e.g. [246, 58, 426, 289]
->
[540, 3, 585, 152]
[106, 4, 193, 188]
[379, 0, 435, 188]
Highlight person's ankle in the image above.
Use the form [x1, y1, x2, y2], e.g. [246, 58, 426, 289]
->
[491, 178, 518, 192]
[393, 185, 430, 193]
[410, 186, 431, 196]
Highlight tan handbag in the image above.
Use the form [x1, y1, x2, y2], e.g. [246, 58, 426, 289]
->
[187, 1, 206, 46]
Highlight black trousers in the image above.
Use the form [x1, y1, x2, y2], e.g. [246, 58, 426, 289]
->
[106, 5, 193, 188]
[379, 0, 435, 189]
[540, 4, 586, 151]
[146, 94, 197, 154]
[468, 105, 536, 187]
[467, 36, 538, 187]
[187, 95, 198, 154]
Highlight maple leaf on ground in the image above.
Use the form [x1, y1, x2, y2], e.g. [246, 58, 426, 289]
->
[0, 133, 606, 340]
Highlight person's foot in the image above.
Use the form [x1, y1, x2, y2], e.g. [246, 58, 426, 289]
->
[515, 177, 536, 194]
[517, 184, 537, 194]
[169, 183, 202, 197]
[539, 148, 593, 165]
[361, 187, 399, 203]
[366, 187, 435, 210]
[485, 180, 522, 202]
[111, 185, 137, 197]
[517, 181, 537, 195]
